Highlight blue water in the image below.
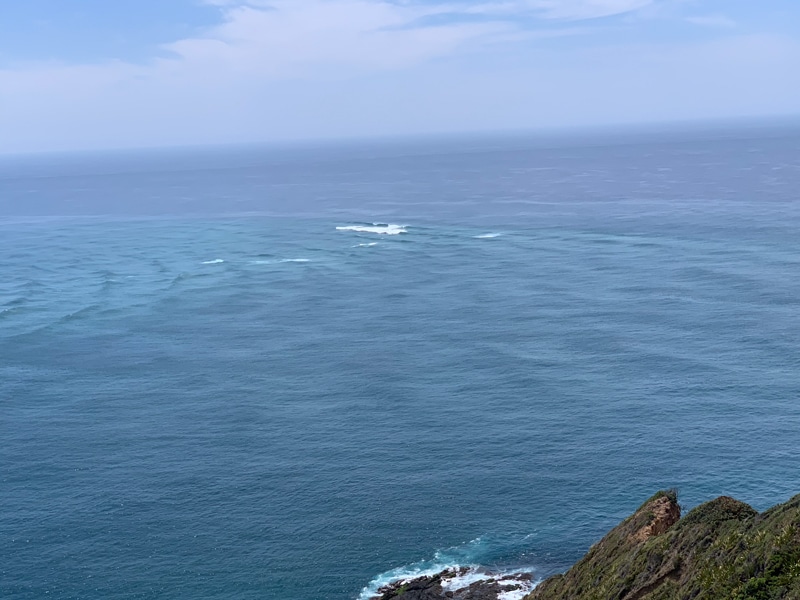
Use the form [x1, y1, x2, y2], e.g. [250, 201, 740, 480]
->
[2, 126, 800, 599]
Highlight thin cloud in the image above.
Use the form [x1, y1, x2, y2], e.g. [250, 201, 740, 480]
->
[515, 0, 655, 20]
[205, 0, 659, 23]
[169, 0, 516, 76]
[165, 0, 655, 77]
[686, 15, 736, 29]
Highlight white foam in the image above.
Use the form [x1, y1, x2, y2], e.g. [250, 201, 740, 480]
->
[359, 564, 538, 600]
[441, 568, 538, 598]
[498, 578, 539, 600]
[337, 223, 407, 235]
[201, 259, 225, 264]
[357, 563, 461, 600]
[359, 537, 513, 600]
[278, 258, 311, 263]
[440, 569, 488, 591]
[475, 233, 501, 239]
[354, 242, 379, 247]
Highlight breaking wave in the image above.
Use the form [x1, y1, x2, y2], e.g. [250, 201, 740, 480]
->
[337, 223, 407, 235]
[358, 538, 538, 600]
[250, 259, 311, 264]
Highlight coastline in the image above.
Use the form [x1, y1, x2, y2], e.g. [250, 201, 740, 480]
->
[367, 491, 800, 600]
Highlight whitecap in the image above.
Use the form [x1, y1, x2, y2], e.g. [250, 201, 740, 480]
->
[336, 223, 407, 235]
[201, 259, 225, 264]
[475, 233, 501, 239]
[278, 259, 311, 263]
[498, 580, 539, 600]
[357, 563, 463, 600]
[440, 569, 489, 591]
[354, 242, 379, 248]
[358, 538, 489, 599]
[441, 568, 538, 599]
[359, 565, 538, 600]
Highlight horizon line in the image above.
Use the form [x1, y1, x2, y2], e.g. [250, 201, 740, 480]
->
[3, 113, 800, 160]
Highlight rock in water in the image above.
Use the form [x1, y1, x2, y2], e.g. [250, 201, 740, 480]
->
[372, 567, 536, 600]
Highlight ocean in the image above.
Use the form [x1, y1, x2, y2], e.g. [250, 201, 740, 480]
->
[2, 125, 800, 599]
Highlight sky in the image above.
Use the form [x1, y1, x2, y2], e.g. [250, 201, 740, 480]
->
[1, 0, 799, 153]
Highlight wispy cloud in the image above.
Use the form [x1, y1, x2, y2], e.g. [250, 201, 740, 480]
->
[167, 0, 516, 76]
[686, 14, 736, 29]
[1, 0, 798, 153]
[514, 0, 656, 20]
[2, 0, 660, 80]
[206, 0, 657, 20]
[175, 0, 652, 77]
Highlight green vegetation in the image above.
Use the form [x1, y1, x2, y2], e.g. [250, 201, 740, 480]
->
[391, 583, 409, 597]
[528, 492, 800, 600]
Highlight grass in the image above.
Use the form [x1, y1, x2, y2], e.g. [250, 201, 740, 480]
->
[528, 492, 800, 600]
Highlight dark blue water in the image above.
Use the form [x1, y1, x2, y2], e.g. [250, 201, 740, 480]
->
[2, 126, 800, 599]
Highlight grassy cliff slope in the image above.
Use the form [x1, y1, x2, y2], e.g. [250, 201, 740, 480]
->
[528, 491, 800, 600]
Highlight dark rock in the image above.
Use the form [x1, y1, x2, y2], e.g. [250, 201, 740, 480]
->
[372, 568, 536, 600]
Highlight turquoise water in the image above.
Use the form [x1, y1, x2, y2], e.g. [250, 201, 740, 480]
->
[2, 128, 800, 599]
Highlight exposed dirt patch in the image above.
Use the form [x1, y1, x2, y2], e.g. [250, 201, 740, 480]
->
[630, 496, 681, 543]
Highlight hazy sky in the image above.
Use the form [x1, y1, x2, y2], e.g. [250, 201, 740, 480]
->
[1, 0, 799, 153]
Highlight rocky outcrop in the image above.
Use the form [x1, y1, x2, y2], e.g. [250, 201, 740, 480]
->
[370, 491, 800, 600]
[372, 567, 535, 600]
[528, 491, 800, 600]
[629, 494, 681, 543]
[527, 491, 685, 600]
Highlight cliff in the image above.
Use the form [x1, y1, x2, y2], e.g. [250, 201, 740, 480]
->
[528, 490, 800, 600]
[371, 491, 800, 600]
